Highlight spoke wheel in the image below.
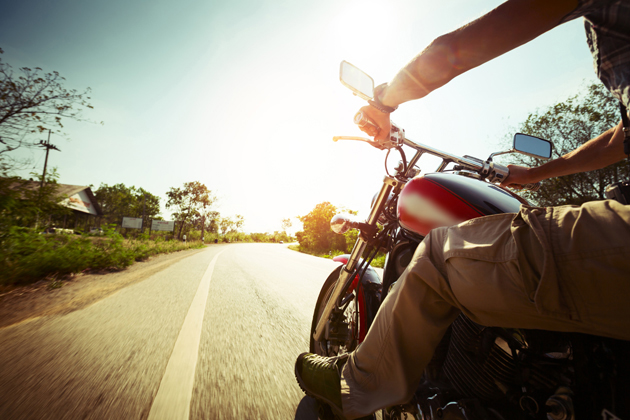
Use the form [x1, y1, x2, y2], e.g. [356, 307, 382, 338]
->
[309, 265, 380, 420]
[310, 266, 360, 356]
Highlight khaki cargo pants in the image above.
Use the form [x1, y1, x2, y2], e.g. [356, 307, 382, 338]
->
[340, 200, 630, 419]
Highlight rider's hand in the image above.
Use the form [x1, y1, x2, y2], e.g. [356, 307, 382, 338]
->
[358, 105, 391, 142]
[500, 164, 539, 189]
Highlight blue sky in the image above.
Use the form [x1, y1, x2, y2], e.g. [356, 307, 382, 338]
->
[1, 0, 600, 232]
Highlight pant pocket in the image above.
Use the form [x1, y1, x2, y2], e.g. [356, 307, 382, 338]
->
[441, 214, 536, 324]
[514, 207, 579, 321]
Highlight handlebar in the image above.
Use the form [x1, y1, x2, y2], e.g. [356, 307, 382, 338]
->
[350, 111, 542, 192]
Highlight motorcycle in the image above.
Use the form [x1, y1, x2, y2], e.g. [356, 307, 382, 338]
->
[307, 61, 630, 420]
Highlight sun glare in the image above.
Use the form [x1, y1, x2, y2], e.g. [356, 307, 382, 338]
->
[329, 0, 398, 60]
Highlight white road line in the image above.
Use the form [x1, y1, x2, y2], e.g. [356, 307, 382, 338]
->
[148, 250, 223, 420]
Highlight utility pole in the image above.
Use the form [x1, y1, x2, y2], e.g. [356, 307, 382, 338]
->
[141, 193, 146, 233]
[38, 130, 61, 189]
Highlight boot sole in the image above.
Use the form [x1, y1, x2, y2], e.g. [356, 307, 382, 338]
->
[294, 361, 346, 420]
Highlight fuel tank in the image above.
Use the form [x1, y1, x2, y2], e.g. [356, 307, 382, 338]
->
[397, 173, 528, 237]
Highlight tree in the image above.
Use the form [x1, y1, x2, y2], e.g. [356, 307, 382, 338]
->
[234, 215, 244, 232]
[217, 215, 244, 235]
[191, 209, 220, 242]
[135, 188, 161, 231]
[504, 83, 623, 206]
[94, 183, 160, 229]
[0, 169, 70, 230]
[165, 181, 216, 239]
[281, 218, 292, 233]
[296, 202, 354, 252]
[207, 213, 220, 233]
[219, 217, 234, 235]
[0, 48, 95, 170]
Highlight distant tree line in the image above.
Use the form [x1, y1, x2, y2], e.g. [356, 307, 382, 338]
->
[93, 183, 160, 230]
[0, 173, 294, 246]
[94, 180, 285, 242]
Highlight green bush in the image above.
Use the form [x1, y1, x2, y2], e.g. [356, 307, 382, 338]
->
[0, 227, 205, 285]
[370, 254, 386, 268]
[287, 239, 384, 268]
[296, 202, 355, 254]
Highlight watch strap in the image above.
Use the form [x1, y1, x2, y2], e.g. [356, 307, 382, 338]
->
[368, 83, 398, 114]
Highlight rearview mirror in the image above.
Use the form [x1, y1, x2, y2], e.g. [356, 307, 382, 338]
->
[513, 133, 552, 159]
[330, 214, 357, 234]
[340, 61, 374, 100]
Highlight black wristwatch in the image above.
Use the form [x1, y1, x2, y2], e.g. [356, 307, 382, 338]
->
[368, 83, 398, 114]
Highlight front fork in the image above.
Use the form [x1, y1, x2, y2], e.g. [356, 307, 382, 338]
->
[312, 175, 403, 343]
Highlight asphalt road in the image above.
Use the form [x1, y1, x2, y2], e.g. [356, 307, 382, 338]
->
[0, 243, 344, 420]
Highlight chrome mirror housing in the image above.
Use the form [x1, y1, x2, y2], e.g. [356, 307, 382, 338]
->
[513, 133, 552, 159]
[339, 61, 374, 101]
[330, 214, 357, 234]
[489, 133, 553, 161]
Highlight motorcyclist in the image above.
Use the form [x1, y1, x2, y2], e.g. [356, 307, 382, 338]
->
[294, 0, 630, 419]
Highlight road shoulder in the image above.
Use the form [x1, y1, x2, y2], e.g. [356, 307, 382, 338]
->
[0, 247, 210, 329]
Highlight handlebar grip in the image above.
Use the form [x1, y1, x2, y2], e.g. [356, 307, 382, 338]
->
[354, 111, 379, 132]
[522, 182, 541, 192]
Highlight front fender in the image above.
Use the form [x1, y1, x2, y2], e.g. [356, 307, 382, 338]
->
[332, 254, 382, 287]
[332, 254, 382, 335]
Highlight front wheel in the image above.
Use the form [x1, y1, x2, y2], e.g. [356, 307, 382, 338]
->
[310, 266, 364, 356]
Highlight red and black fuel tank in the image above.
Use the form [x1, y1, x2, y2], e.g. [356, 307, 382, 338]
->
[397, 173, 528, 237]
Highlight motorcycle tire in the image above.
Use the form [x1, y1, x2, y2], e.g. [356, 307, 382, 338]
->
[309, 265, 381, 420]
[310, 264, 368, 354]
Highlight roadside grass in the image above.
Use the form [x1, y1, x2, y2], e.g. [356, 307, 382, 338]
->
[287, 244, 344, 260]
[123, 238, 204, 262]
[0, 227, 205, 286]
[288, 244, 385, 268]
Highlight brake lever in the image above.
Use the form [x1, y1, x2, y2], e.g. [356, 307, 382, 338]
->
[332, 136, 381, 146]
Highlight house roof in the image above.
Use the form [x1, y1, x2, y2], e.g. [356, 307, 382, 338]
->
[4, 179, 102, 216]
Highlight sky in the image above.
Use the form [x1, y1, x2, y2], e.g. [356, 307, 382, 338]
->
[0, 0, 600, 233]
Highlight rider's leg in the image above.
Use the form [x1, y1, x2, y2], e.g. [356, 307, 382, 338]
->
[340, 200, 630, 419]
[340, 224, 460, 418]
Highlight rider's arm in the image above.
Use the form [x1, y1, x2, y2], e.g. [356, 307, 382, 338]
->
[364, 0, 580, 141]
[500, 121, 628, 187]
[381, 0, 580, 107]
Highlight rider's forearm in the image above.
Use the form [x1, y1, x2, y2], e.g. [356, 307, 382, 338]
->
[380, 34, 464, 106]
[528, 122, 627, 182]
[379, 0, 579, 108]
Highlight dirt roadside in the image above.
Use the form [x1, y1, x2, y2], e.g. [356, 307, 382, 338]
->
[0, 247, 208, 329]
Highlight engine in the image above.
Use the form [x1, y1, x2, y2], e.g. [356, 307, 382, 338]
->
[401, 314, 630, 420]
[442, 315, 568, 409]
